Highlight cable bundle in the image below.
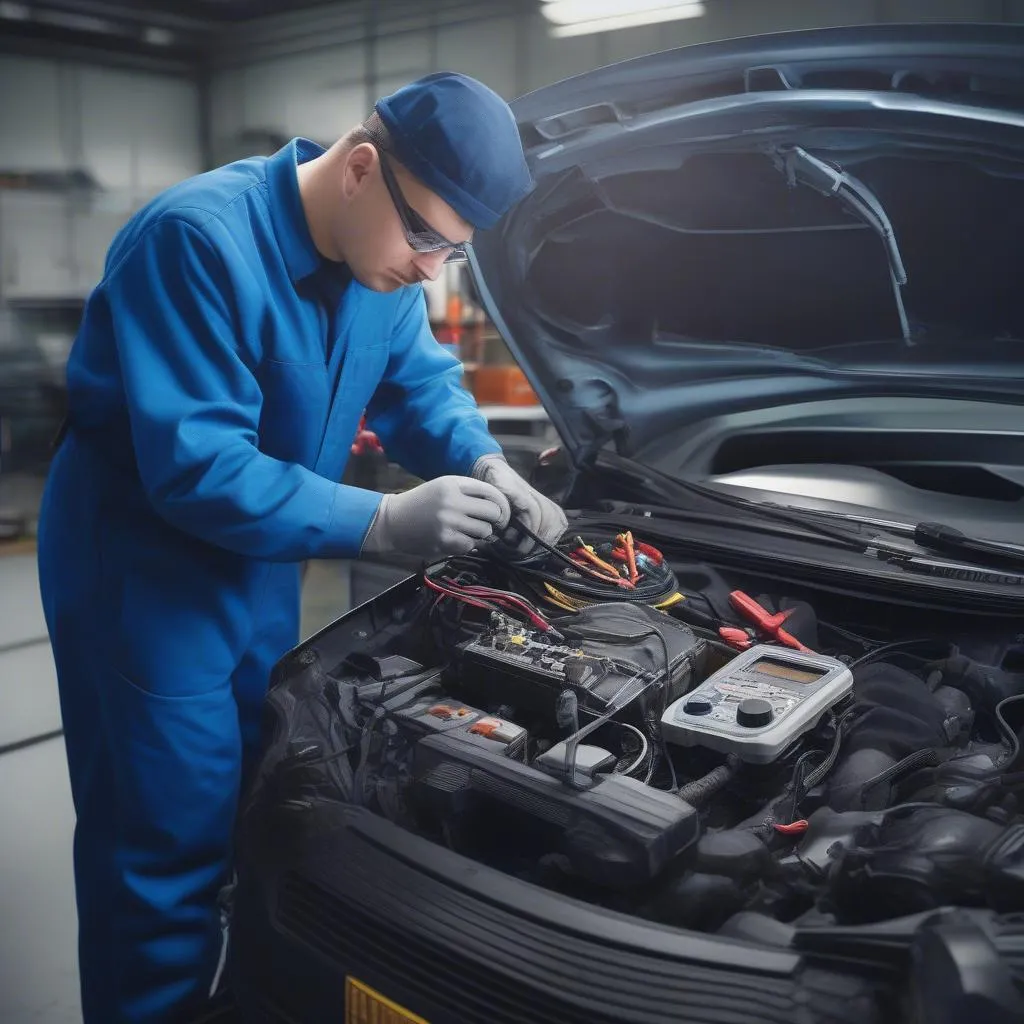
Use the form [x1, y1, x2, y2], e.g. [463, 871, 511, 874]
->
[488, 521, 683, 612]
[422, 571, 553, 631]
[421, 521, 684, 643]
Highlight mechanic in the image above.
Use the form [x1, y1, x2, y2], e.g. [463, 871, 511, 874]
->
[36, 71, 567, 1024]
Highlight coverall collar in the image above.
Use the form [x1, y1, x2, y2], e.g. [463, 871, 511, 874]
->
[267, 137, 327, 283]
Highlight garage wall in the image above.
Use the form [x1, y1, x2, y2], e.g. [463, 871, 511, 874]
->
[0, 54, 202, 451]
[0, 54, 201, 193]
[207, 0, 1022, 159]
[0, 53, 202, 305]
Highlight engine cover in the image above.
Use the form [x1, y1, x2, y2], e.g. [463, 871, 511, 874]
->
[412, 726, 700, 887]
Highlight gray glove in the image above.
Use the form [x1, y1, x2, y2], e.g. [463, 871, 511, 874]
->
[361, 476, 511, 559]
[471, 454, 568, 551]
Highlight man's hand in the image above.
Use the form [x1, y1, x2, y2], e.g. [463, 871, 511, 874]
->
[361, 476, 511, 558]
[471, 454, 568, 551]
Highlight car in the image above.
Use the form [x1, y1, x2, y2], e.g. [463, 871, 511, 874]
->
[227, 22, 1024, 1024]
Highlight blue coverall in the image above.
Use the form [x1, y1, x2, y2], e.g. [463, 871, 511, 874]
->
[36, 137, 502, 1022]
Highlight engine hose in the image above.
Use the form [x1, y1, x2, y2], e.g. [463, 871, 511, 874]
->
[995, 694, 1024, 768]
[790, 704, 866, 817]
[677, 755, 741, 806]
[804, 724, 849, 789]
[857, 748, 943, 808]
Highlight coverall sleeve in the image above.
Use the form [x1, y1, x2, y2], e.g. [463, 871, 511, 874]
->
[104, 216, 382, 561]
[364, 285, 503, 481]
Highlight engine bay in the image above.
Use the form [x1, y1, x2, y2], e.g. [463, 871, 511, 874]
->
[245, 527, 1024, 937]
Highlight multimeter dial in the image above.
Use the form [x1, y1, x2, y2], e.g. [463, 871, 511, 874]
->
[736, 698, 773, 728]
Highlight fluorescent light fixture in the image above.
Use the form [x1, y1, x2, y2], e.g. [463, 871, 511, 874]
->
[36, 9, 112, 34]
[0, 2, 30, 20]
[143, 26, 174, 46]
[542, 0, 705, 38]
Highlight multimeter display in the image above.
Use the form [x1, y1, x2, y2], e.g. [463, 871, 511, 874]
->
[748, 658, 825, 684]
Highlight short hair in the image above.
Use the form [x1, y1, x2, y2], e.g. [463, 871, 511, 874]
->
[343, 111, 392, 153]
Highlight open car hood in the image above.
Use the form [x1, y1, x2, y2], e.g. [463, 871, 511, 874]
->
[471, 23, 1024, 462]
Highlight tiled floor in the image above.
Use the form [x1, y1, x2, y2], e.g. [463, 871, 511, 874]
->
[0, 554, 352, 1024]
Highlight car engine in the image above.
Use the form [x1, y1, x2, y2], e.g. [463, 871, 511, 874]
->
[242, 528, 1024, 936]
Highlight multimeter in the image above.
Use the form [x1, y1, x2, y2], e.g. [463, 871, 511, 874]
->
[660, 645, 854, 763]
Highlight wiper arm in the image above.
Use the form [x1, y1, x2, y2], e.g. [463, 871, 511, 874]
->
[756, 504, 1024, 571]
[592, 455, 873, 552]
[588, 501, 1024, 587]
[913, 522, 1024, 571]
[591, 454, 1024, 576]
[775, 146, 911, 344]
[595, 499, 873, 548]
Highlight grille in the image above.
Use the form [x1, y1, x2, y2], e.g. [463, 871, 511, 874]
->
[279, 871, 603, 1024]
[421, 763, 471, 793]
[468, 769, 571, 826]
[274, 868, 876, 1024]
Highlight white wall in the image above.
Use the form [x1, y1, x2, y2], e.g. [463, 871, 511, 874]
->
[211, 45, 370, 157]
[208, 0, 1022, 159]
[0, 54, 201, 195]
[0, 55, 201, 322]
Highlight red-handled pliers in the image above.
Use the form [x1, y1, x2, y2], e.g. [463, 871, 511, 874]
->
[719, 591, 813, 653]
[718, 625, 757, 651]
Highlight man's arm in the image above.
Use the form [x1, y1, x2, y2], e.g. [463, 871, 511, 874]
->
[106, 216, 382, 561]
[363, 285, 501, 480]
[365, 285, 567, 548]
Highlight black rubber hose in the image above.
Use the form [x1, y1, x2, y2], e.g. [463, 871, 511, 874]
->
[857, 747, 942, 808]
[803, 704, 867, 790]
[995, 694, 1024, 768]
[677, 755, 742, 806]
[786, 704, 867, 819]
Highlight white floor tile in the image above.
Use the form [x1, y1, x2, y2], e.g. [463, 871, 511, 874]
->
[0, 554, 47, 651]
[0, 552, 80, 1022]
[0, 736, 81, 1024]
[0, 642, 62, 749]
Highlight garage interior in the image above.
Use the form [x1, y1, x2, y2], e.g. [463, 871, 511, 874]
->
[2, 1, 1024, 1021]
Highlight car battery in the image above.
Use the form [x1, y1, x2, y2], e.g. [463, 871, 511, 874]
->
[393, 698, 528, 760]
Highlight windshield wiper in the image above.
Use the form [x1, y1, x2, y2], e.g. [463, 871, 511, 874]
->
[587, 501, 1024, 588]
[756, 505, 1024, 571]
[585, 453, 1024, 577]
[774, 145, 911, 344]
[590, 455, 876, 552]
[911, 522, 1024, 570]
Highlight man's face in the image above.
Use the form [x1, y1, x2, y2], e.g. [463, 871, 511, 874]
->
[339, 144, 474, 293]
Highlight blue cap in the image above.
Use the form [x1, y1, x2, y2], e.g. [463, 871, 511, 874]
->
[374, 72, 533, 231]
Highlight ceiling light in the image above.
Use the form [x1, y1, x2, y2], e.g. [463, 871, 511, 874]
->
[35, 9, 112, 34]
[143, 26, 174, 46]
[541, 0, 705, 38]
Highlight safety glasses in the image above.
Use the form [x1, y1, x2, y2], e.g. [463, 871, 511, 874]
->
[377, 152, 470, 265]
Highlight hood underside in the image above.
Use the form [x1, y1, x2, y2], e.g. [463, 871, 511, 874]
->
[471, 23, 1024, 460]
